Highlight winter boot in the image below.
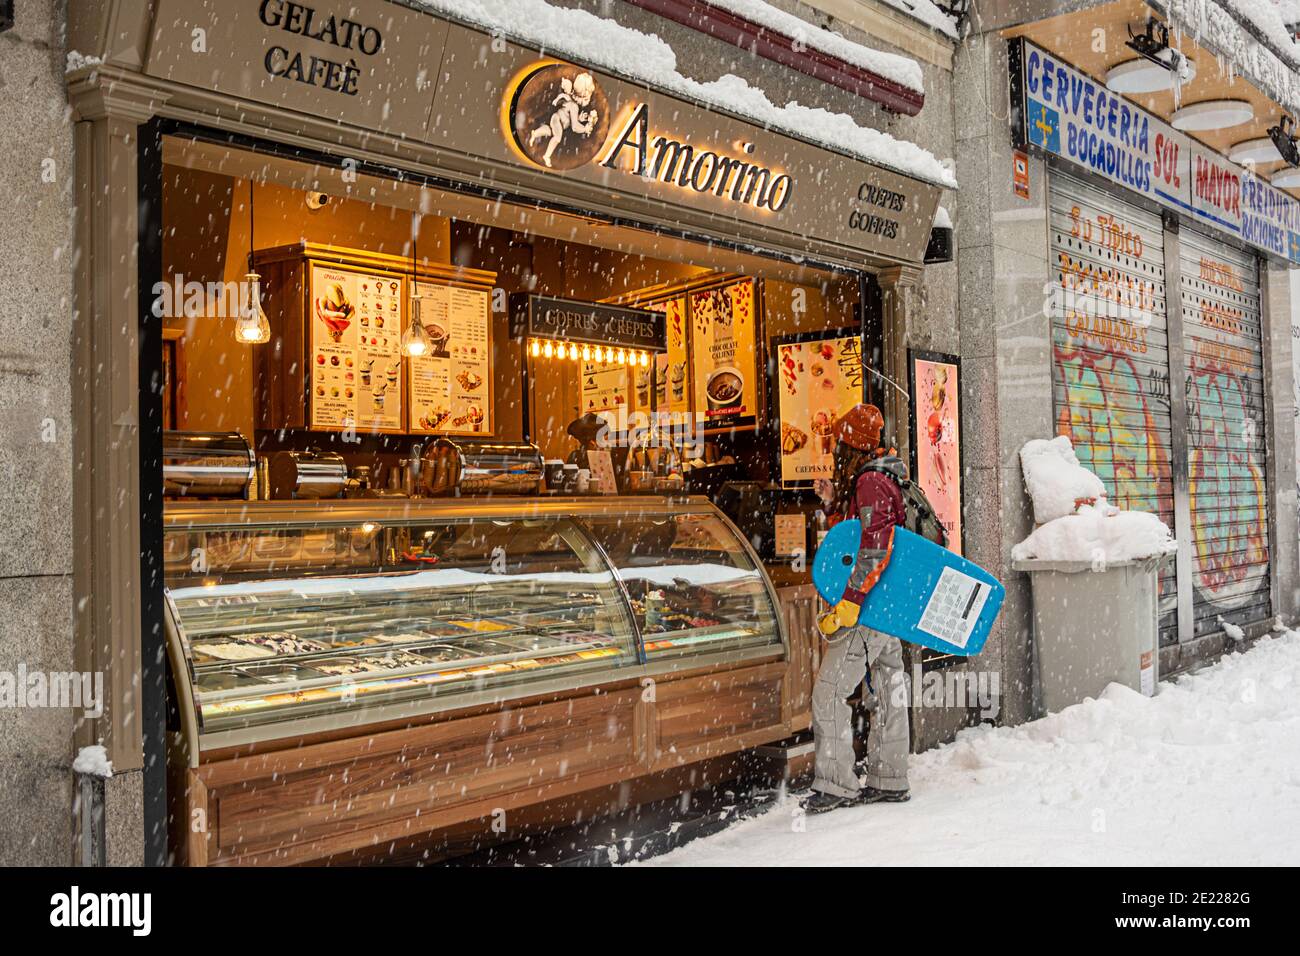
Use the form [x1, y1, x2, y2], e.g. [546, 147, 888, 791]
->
[859, 785, 910, 804]
[800, 789, 864, 814]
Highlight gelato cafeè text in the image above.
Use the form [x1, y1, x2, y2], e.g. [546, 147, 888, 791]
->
[258, 0, 383, 97]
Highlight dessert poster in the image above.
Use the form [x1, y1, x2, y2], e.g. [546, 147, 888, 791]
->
[775, 332, 863, 486]
[690, 279, 757, 432]
[912, 354, 962, 554]
[309, 264, 403, 432]
[408, 283, 491, 435]
[580, 357, 629, 433]
[649, 296, 689, 415]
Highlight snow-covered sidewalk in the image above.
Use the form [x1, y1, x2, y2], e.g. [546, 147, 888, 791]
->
[645, 632, 1300, 866]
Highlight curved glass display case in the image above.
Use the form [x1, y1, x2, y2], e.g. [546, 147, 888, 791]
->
[163, 497, 785, 752]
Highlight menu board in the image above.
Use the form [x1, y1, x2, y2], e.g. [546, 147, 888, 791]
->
[690, 279, 758, 432]
[911, 352, 962, 554]
[408, 282, 492, 435]
[774, 332, 864, 486]
[579, 358, 630, 431]
[308, 264, 404, 432]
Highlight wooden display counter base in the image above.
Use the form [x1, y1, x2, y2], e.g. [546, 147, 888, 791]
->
[177, 654, 813, 866]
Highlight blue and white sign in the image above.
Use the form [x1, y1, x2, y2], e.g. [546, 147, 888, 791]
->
[1015, 38, 1300, 265]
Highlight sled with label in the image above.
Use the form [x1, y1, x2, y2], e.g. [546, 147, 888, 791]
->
[812, 521, 1003, 656]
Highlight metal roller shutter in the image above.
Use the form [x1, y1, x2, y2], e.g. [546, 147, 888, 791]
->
[1048, 171, 1179, 643]
[1178, 227, 1272, 637]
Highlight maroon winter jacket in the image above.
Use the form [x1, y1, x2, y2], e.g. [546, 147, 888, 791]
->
[829, 467, 906, 606]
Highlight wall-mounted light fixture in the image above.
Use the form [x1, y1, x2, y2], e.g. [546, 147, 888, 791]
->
[1268, 116, 1300, 168]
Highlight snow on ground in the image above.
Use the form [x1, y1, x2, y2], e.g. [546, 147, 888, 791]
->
[644, 631, 1300, 866]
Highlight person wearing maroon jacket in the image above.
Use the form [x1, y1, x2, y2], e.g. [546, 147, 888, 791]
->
[802, 403, 912, 814]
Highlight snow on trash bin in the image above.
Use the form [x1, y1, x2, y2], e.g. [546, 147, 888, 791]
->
[1013, 437, 1175, 712]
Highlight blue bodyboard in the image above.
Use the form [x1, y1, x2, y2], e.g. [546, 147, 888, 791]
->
[812, 521, 1003, 656]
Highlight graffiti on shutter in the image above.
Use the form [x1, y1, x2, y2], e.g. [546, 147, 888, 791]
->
[1048, 172, 1179, 643]
[1178, 227, 1271, 636]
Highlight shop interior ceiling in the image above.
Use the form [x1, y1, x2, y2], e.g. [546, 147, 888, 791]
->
[162, 138, 847, 288]
[1002, 0, 1300, 190]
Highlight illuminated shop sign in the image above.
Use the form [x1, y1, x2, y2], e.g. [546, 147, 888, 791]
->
[257, 0, 383, 96]
[504, 61, 792, 212]
[1012, 37, 1300, 264]
[510, 294, 667, 352]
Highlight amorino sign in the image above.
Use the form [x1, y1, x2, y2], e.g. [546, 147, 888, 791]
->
[145, 0, 942, 268]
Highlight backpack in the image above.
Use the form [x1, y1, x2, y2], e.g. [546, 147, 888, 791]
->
[858, 455, 949, 548]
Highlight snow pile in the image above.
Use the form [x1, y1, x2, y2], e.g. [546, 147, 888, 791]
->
[698, 0, 927, 88]
[876, 0, 961, 39]
[72, 745, 113, 779]
[1167, 0, 1300, 116]
[644, 631, 1300, 866]
[65, 51, 103, 73]
[1220, 617, 1246, 641]
[1011, 502, 1177, 564]
[1015, 437, 1174, 563]
[933, 205, 952, 228]
[413, 0, 957, 188]
[1018, 436, 1107, 524]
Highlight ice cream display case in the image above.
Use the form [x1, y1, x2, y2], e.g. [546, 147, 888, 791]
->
[163, 496, 786, 756]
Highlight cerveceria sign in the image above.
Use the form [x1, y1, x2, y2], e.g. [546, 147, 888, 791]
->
[510, 295, 667, 352]
[505, 62, 792, 212]
[258, 0, 383, 96]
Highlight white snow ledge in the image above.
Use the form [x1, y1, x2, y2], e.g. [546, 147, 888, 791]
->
[413, 0, 958, 189]
[1160, 0, 1300, 118]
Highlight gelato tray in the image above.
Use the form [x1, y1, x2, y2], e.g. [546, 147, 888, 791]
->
[196, 670, 264, 691]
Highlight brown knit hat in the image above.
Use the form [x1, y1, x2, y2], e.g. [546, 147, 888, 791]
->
[833, 403, 885, 451]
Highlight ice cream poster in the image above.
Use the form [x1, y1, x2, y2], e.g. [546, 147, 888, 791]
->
[911, 352, 962, 554]
[690, 279, 757, 432]
[642, 297, 688, 415]
[309, 264, 403, 432]
[775, 332, 863, 486]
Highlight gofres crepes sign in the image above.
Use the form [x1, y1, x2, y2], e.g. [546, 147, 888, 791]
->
[1012, 38, 1300, 264]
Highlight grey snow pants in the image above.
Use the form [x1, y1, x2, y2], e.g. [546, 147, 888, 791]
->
[811, 624, 910, 798]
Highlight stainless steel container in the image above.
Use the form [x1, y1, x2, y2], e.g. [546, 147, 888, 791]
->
[163, 431, 256, 498]
[266, 449, 348, 500]
[419, 439, 543, 496]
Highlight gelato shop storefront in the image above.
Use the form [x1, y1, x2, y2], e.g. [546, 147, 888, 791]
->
[65, 0, 950, 864]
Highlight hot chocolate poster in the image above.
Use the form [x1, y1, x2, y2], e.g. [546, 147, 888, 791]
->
[912, 354, 962, 554]
[690, 279, 757, 432]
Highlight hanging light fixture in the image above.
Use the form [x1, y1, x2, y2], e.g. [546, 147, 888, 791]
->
[401, 214, 432, 357]
[234, 179, 271, 345]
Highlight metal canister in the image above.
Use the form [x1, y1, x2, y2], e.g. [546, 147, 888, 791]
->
[163, 431, 256, 498]
[418, 439, 543, 496]
[266, 449, 348, 499]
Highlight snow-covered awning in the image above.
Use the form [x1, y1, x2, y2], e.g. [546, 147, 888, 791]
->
[413, 0, 956, 189]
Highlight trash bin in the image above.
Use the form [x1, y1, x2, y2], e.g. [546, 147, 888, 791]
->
[1011, 554, 1171, 713]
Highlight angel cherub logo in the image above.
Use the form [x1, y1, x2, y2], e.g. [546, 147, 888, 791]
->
[507, 63, 611, 171]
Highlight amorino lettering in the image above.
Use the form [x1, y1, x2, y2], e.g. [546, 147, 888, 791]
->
[600, 103, 792, 212]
